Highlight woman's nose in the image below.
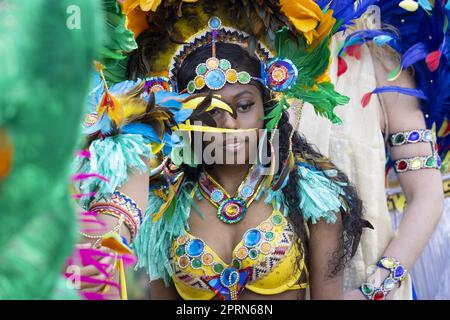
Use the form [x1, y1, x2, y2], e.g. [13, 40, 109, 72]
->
[217, 111, 239, 129]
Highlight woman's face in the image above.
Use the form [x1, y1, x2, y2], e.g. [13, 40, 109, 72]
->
[194, 83, 265, 165]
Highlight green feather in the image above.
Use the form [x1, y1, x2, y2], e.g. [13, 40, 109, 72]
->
[274, 27, 349, 125]
[0, 0, 102, 299]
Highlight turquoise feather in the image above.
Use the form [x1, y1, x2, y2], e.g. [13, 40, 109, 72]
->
[133, 181, 195, 285]
[73, 133, 151, 208]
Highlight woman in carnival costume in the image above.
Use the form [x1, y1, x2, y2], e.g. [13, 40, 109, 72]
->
[299, 1, 448, 299]
[71, 0, 383, 300]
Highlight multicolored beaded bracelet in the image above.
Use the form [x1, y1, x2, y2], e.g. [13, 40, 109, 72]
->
[89, 192, 143, 242]
[390, 129, 434, 146]
[394, 153, 441, 173]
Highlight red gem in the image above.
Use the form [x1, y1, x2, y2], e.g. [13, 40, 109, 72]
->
[397, 160, 408, 171]
[373, 291, 385, 300]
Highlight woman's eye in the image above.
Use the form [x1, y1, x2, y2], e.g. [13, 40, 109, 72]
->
[237, 102, 254, 113]
[207, 108, 221, 117]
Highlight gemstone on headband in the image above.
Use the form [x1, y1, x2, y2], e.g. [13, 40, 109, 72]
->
[264, 58, 298, 92]
[187, 57, 252, 93]
[144, 76, 174, 93]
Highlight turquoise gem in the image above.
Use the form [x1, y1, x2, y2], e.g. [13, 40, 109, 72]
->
[240, 185, 253, 198]
[248, 249, 259, 259]
[196, 63, 207, 75]
[208, 17, 222, 30]
[244, 229, 261, 247]
[176, 246, 185, 257]
[219, 59, 231, 71]
[205, 69, 226, 90]
[264, 231, 274, 241]
[186, 239, 204, 257]
[211, 189, 224, 202]
[423, 130, 432, 142]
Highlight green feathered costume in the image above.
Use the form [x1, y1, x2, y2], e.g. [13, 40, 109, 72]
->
[0, 0, 102, 299]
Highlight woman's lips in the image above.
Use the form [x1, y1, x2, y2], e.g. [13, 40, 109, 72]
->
[223, 139, 245, 152]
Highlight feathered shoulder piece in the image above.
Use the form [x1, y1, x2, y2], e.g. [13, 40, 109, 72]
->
[133, 172, 196, 285]
[264, 158, 349, 224]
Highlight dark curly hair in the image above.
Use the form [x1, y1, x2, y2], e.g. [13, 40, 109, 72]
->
[129, 40, 370, 284]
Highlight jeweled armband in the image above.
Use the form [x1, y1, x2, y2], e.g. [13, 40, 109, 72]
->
[394, 154, 441, 173]
[389, 129, 433, 146]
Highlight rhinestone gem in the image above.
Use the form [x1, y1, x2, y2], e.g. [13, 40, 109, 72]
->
[235, 246, 249, 260]
[205, 69, 226, 89]
[240, 185, 254, 198]
[260, 222, 273, 232]
[373, 291, 385, 300]
[206, 57, 219, 69]
[196, 63, 207, 75]
[220, 267, 239, 287]
[194, 75, 205, 90]
[175, 246, 185, 257]
[396, 160, 408, 171]
[380, 257, 397, 269]
[178, 255, 190, 269]
[423, 130, 433, 142]
[186, 239, 205, 257]
[211, 189, 224, 202]
[219, 59, 231, 71]
[187, 81, 196, 94]
[394, 266, 405, 278]
[272, 214, 283, 225]
[264, 231, 275, 241]
[202, 253, 214, 266]
[191, 258, 202, 269]
[232, 258, 241, 269]
[213, 263, 224, 274]
[426, 156, 436, 167]
[260, 242, 272, 254]
[237, 71, 251, 84]
[208, 17, 222, 30]
[361, 283, 374, 295]
[244, 229, 262, 247]
[408, 131, 420, 142]
[248, 249, 259, 259]
[383, 277, 396, 291]
[225, 69, 238, 83]
[410, 158, 422, 170]
[176, 234, 189, 245]
[394, 134, 406, 145]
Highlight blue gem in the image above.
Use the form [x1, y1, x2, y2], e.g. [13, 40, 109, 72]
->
[205, 69, 226, 90]
[394, 266, 405, 278]
[220, 267, 239, 287]
[211, 189, 224, 202]
[244, 229, 261, 247]
[186, 239, 204, 257]
[240, 185, 254, 198]
[408, 131, 420, 142]
[437, 156, 441, 167]
[209, 17, 222, 30]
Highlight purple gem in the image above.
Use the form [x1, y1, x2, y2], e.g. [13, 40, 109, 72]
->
[394, 266, 404, 278]
[437, 156, 441, 166]
[408, 131, 420, 142]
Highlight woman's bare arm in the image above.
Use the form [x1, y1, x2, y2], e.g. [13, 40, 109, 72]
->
[309, 214, 344, 299]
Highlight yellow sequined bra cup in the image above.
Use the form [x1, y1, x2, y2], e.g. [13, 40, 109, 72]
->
[170, 209, 308, 300]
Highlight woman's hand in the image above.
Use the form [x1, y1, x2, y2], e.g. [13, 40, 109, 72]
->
[67, 243, 117, 293]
